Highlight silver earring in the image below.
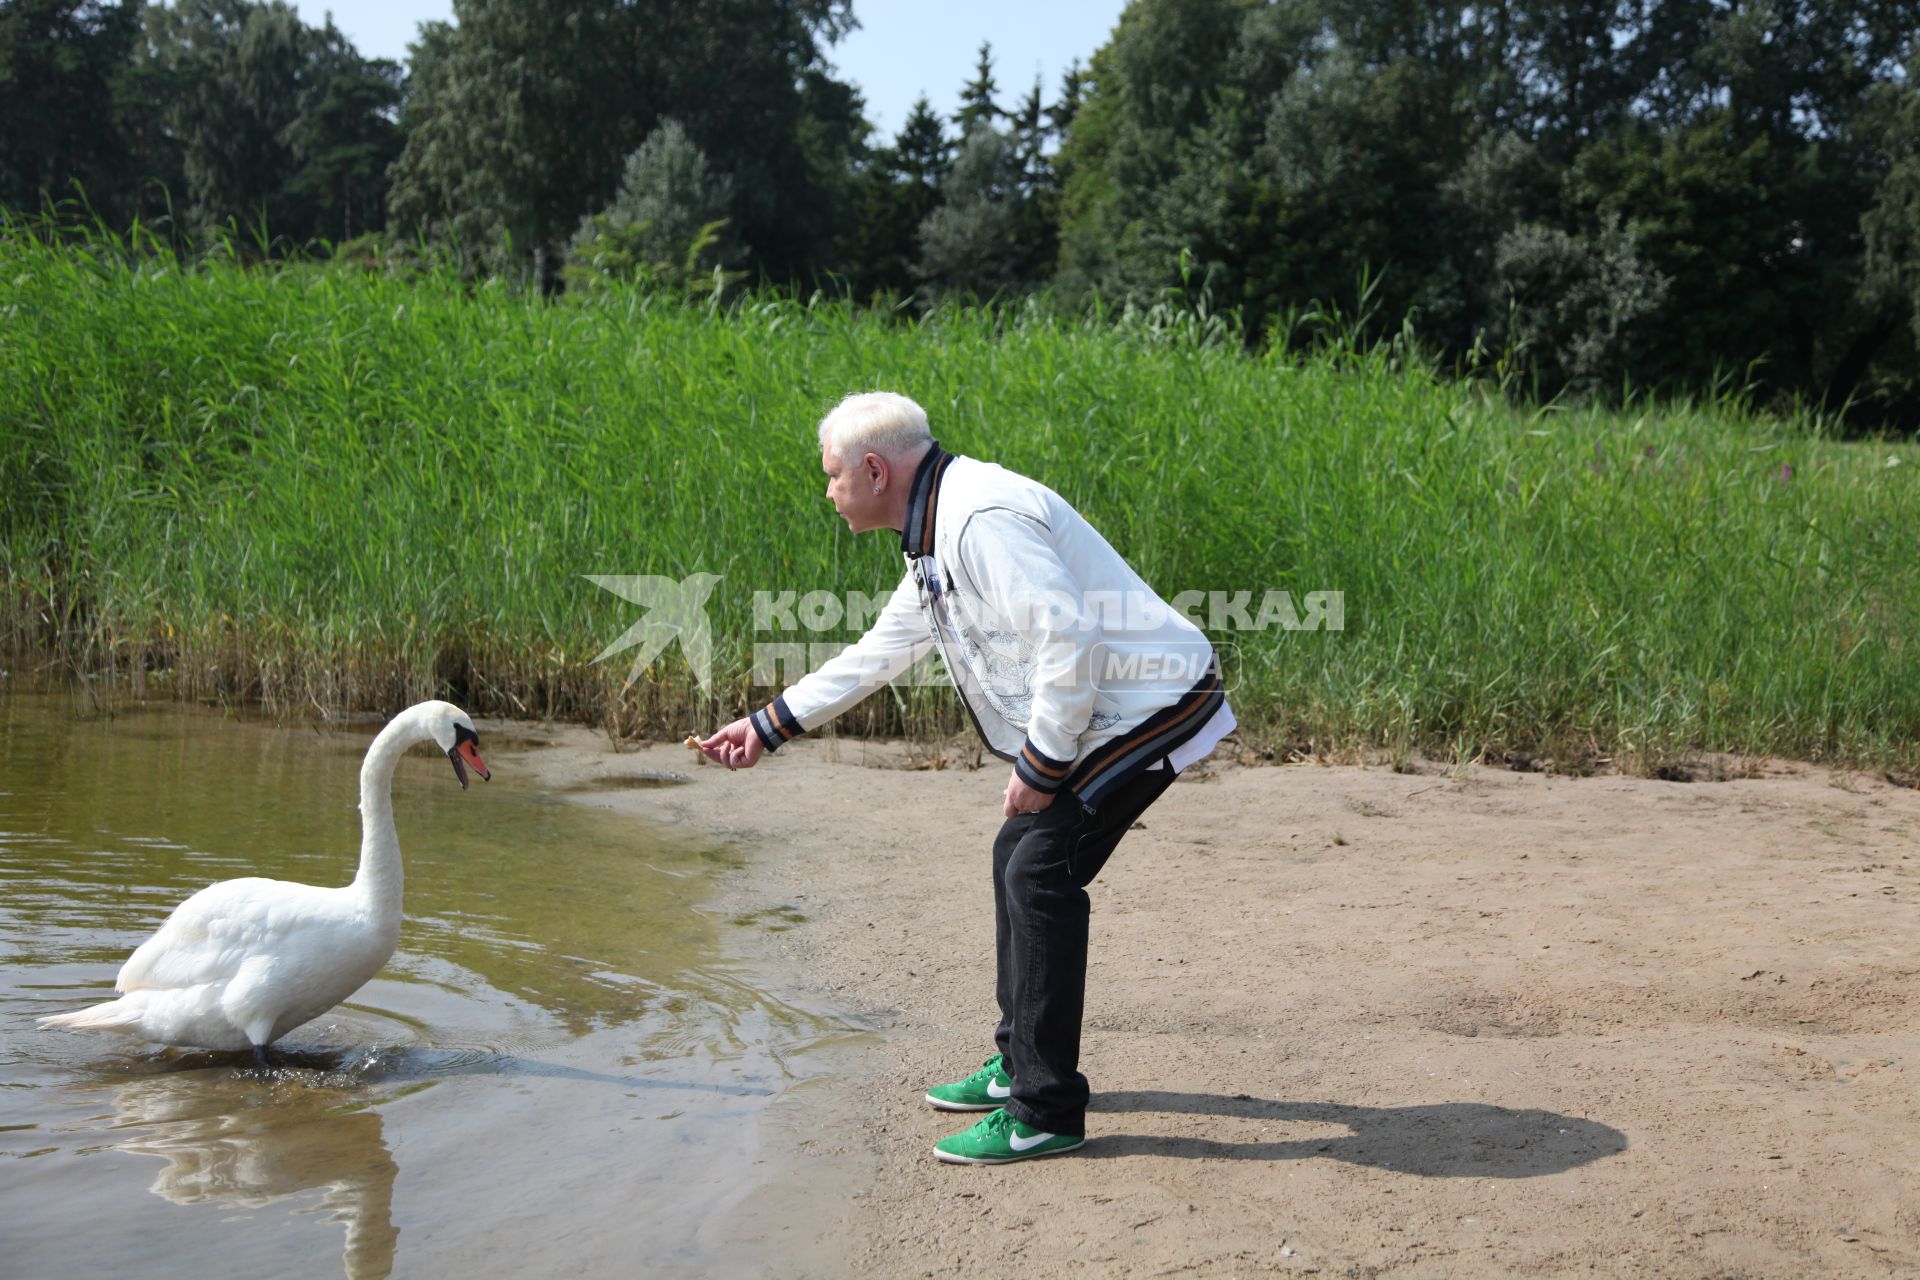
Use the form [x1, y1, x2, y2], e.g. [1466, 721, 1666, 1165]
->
[872, 486, 882, 494]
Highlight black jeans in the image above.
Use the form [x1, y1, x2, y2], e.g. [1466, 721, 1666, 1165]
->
[992, 761, 1177, 1135]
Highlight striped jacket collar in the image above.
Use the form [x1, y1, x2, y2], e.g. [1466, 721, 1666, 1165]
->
[898, 442, 954, 560]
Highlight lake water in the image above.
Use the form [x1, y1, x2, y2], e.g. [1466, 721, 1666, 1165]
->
[0, 688, 863, 1277]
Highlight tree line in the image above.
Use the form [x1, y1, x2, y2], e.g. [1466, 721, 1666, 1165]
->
[5, 0, 1919, 427]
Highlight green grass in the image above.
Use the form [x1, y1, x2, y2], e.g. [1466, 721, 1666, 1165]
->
[3, 225, 1917, 770]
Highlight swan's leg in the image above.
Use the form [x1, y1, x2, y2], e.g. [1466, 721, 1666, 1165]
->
[241, 1009, 280, 1071]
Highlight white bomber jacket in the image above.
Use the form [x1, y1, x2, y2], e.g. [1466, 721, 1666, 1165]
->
[750, 444, 1226, 812]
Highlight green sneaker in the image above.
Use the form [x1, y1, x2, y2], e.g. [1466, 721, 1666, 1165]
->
[924, 1052, 1014, 1112]
[934, 1108, 1084, 1165]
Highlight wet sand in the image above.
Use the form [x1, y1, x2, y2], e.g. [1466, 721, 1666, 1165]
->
[529, 728, 1920, 1278]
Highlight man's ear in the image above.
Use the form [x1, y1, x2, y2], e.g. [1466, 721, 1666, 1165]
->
[866, 452, 887, 489]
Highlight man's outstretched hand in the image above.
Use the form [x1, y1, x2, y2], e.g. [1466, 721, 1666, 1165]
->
[695, 718, 765, 771]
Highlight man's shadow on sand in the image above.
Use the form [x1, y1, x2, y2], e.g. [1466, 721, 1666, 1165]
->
[1087, 1091, 1625, 1177]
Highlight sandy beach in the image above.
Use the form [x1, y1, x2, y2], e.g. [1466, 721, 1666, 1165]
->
[515, 727, 1920, 1278]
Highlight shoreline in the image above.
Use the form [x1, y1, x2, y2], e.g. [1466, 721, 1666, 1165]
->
[517, 723, 1920, 1277]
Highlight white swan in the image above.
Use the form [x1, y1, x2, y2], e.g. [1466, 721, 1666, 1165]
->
[39, 700, 490, 1065]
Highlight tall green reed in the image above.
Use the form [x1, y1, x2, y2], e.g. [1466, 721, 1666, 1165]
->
[2, 225, 1915, 768]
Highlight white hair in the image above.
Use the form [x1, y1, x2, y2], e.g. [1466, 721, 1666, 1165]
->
[817, 391, 932, 463]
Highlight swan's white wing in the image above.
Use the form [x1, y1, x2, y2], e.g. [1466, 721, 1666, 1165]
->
[116, 878, 353, 994]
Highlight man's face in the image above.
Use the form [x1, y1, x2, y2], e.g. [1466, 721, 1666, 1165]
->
[822, 445, 887, 533]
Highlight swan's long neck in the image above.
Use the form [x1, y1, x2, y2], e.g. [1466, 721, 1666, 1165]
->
[355, 710, 422, 918]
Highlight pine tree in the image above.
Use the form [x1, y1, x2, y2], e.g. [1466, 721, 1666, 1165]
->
[1047, 60, 1086, 138]
[954, 41, 1002, 135]
[851, 96, 949, 299]
[1011, 77, 1046, 195]
[1010, 77, 1060, 277]
[282, 22, 403, 245]
[918, 124, 1026, 298]
[896, 95, 953, 190]
[566, 118, 737, 290]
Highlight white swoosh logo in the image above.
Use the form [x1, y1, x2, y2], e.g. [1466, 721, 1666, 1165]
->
[987, 1080, 1011, 1098]
[1008, 1127, 1053, 1152]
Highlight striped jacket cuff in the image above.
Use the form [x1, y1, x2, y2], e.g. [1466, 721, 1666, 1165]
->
[1013, 737, 1075, 794]
[749, 695, 806, 753]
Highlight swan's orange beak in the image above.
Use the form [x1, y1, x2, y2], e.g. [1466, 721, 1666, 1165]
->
[450, 739, 491, 790]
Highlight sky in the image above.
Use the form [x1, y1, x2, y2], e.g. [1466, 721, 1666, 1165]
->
[294, 0, 1128, 139]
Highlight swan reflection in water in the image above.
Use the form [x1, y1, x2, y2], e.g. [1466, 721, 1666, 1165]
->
[107, 1072, 400, 1280]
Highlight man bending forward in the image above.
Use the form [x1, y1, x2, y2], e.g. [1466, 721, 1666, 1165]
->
[698, 392, 1234, 1164]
